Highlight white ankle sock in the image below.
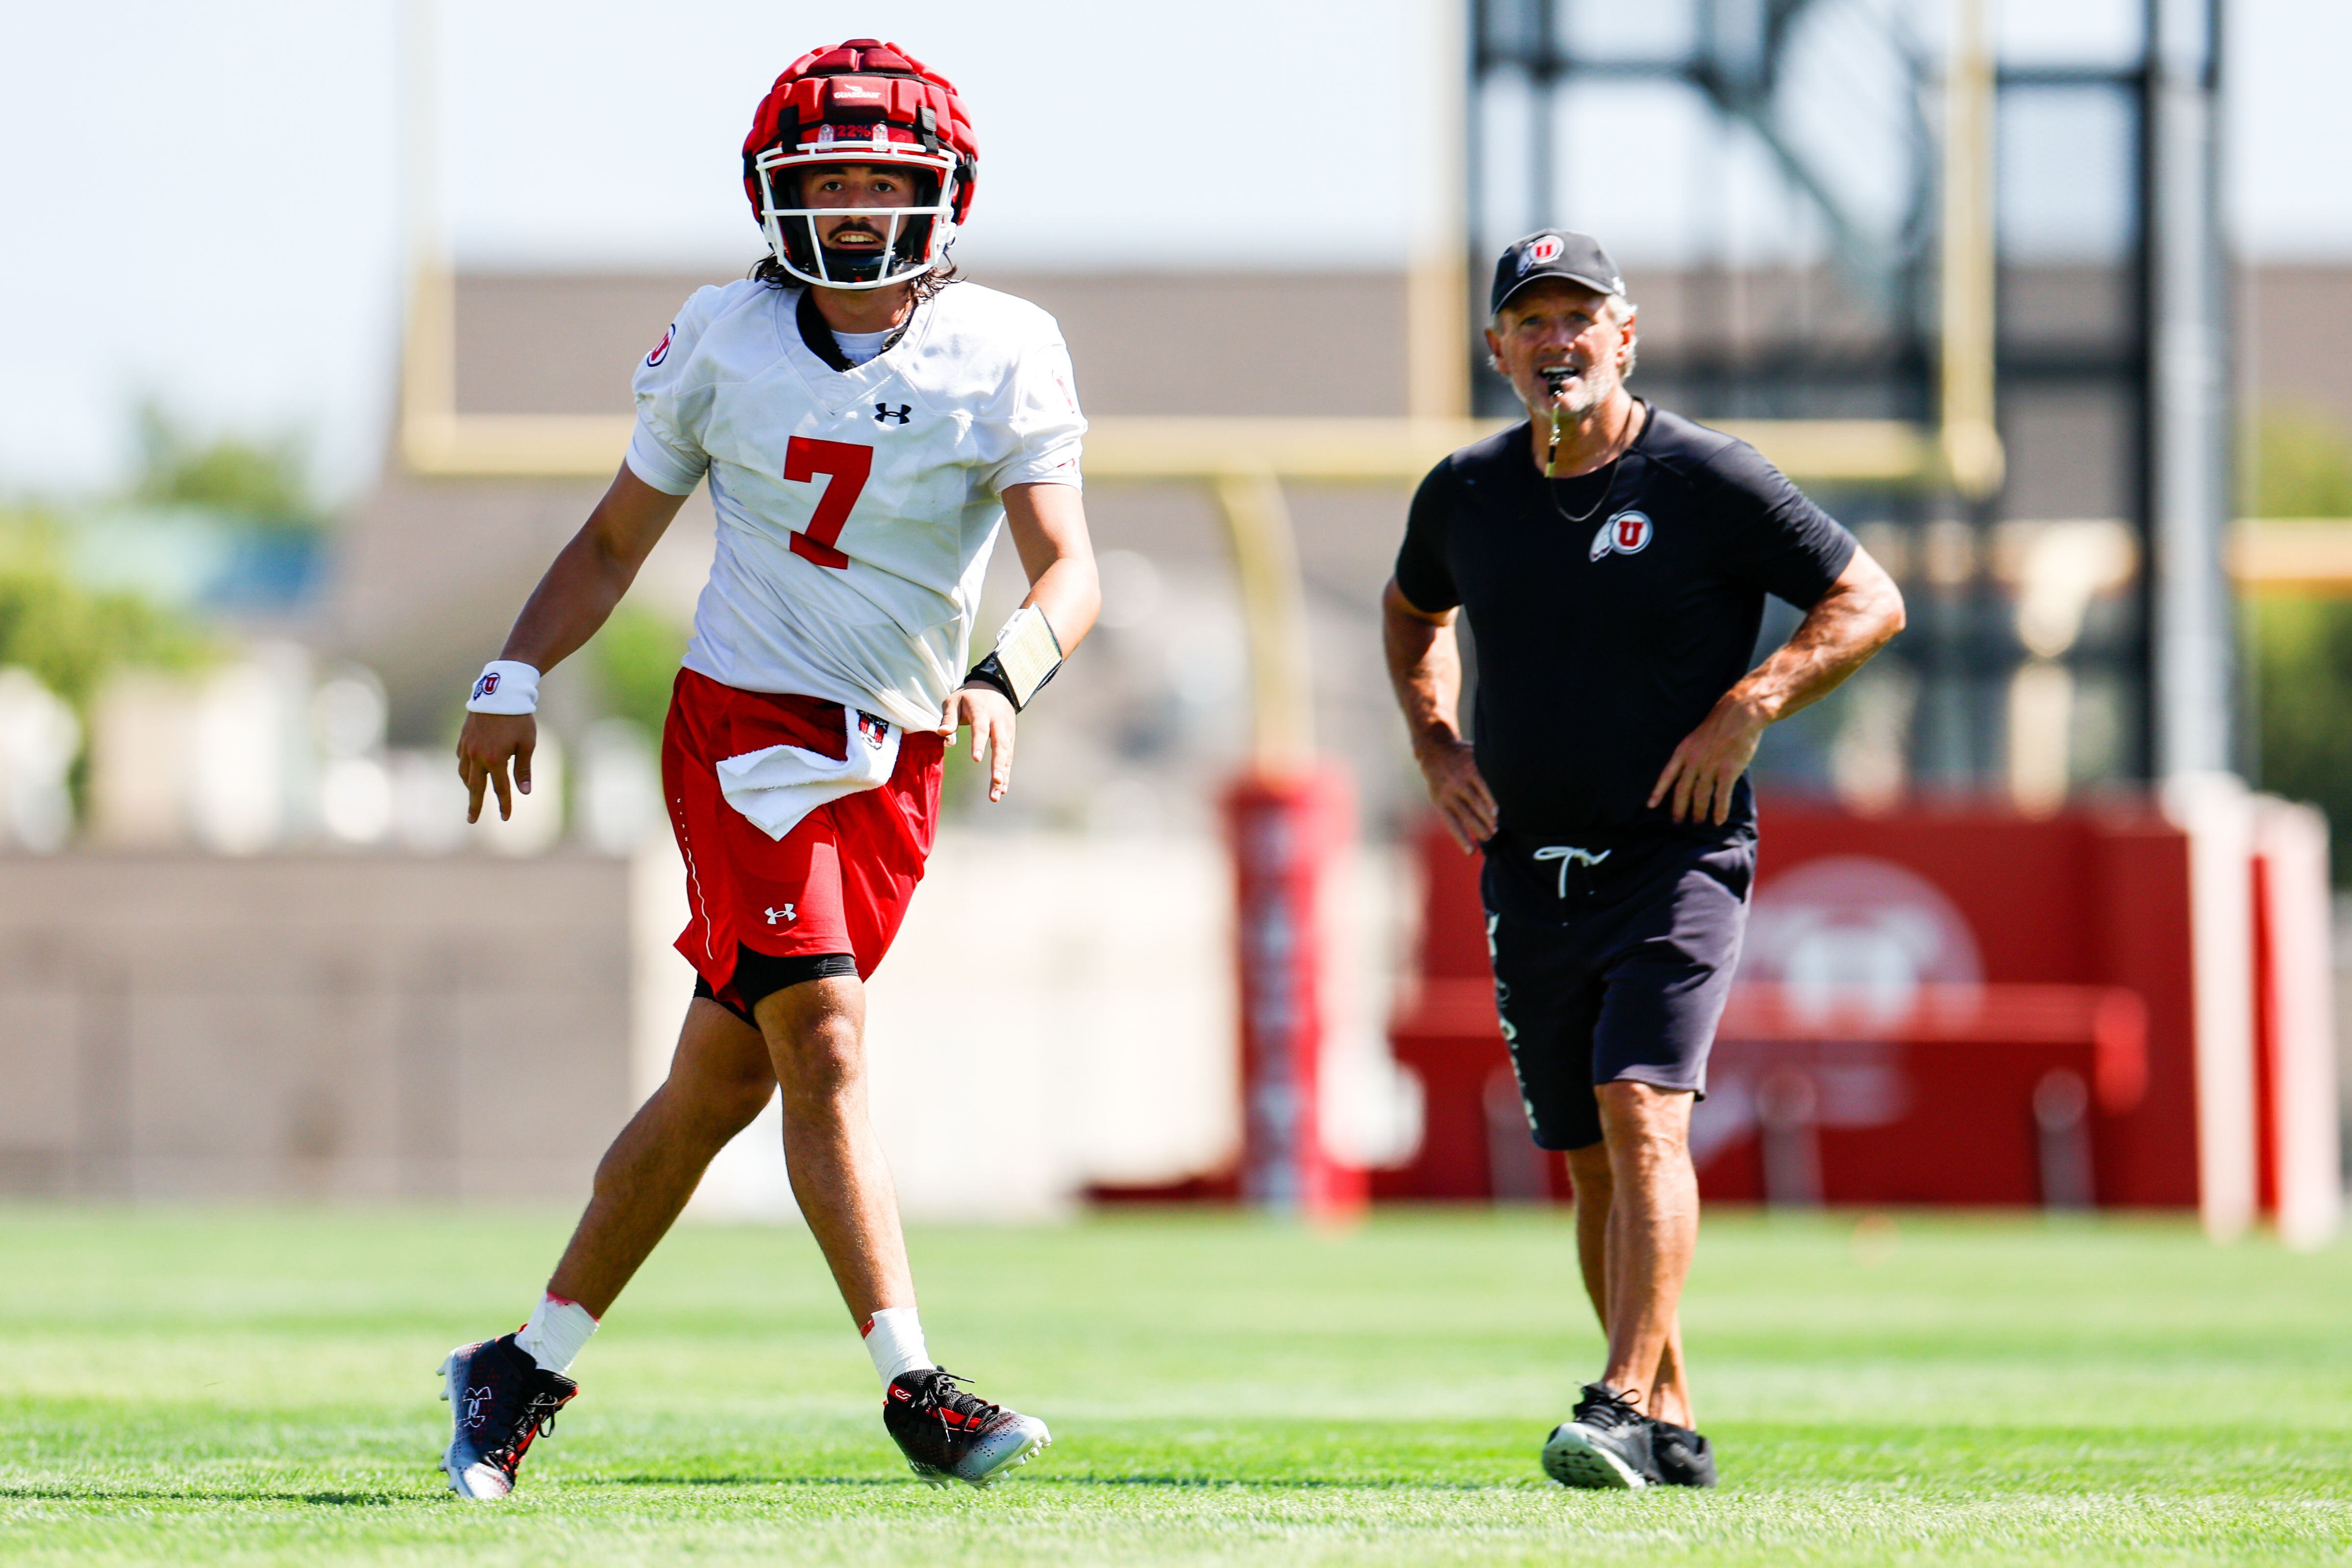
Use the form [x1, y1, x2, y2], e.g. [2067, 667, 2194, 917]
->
[862, 1306, 932, 1386]
[513, 1292, 599, 1374]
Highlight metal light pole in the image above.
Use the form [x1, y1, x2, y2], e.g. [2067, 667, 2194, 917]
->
[2146, 0, 2234, 781]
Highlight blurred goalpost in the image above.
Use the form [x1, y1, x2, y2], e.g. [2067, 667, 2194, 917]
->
[396, 0, 1996, 778]
[391, 0, 1992, 1219]
[392, 0, 2345, 1218]
[396, 0, 2350, 772]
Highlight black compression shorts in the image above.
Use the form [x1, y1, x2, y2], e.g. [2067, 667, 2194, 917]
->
[692, 946, 859, 1027]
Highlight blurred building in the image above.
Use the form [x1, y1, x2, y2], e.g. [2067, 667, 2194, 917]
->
[329, 259, 2352, 818]
[8, 257, 2352, 1211]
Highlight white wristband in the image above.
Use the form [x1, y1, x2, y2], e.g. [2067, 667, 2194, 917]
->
[467, 661, 541, 715]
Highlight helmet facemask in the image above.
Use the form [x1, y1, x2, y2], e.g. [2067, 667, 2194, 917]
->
[755, 143, 959, 291]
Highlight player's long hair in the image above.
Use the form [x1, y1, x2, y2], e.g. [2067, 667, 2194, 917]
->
[750, 254, 962, 301]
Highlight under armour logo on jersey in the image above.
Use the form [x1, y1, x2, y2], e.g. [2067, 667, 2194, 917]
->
[764, 905, 797, 925]
[1588, 510, 1655, 562]
[874, 402, 912, 425]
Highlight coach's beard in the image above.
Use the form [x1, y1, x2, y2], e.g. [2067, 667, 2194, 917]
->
[1538, 363, 1609, 422]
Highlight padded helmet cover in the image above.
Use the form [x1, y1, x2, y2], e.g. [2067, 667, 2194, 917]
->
[741, 39, 980, 226]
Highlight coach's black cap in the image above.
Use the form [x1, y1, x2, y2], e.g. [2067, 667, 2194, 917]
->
[1490, 230, 1625, 317]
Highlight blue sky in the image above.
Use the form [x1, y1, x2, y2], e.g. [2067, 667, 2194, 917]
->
[3, 0, 2346, 498]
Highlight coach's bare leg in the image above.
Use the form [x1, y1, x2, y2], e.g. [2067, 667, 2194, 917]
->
[545, 999, 779, 1318]
[1563, 1142, 1613, 1325]
[755, 975, 916, 1323]
[1565, 1139, 1696, 1428]
[1592, 1081, 1700, 1427]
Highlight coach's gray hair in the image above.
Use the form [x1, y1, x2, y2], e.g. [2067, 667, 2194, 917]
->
[1485, 292, 1639, 381]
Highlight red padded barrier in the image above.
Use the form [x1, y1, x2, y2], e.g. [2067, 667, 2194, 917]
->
[1380, 800, 2210, 1209]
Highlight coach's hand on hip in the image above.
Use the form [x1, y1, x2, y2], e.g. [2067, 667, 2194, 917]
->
[1647, 692, 1768, 826]
[1648, 548, 1908, 824]
[458, 712, 537, 824]
[941, 683, 1017, 803]
[1418, 733, 1499, 853]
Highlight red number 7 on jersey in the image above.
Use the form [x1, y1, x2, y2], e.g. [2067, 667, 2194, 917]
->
[783, 436, 873, 569]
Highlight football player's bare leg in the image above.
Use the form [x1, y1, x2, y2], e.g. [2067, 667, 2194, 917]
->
[545, 998, 779, 1317]
[1569, 1081, 1699, 1429]
[753, 975, 916, 1321]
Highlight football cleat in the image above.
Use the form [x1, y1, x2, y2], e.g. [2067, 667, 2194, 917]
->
[882, 1367, 1050, 1489]
[438, 1332, 578, 1500]
[1541, 1383, 1657, 1490]
[1648, 1418, 1719, 1487]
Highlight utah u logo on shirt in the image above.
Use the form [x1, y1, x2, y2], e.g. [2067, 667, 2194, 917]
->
[1588, 510, 1655, 562]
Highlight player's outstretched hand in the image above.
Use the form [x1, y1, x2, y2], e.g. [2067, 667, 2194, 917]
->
[456, 711, 537, 824]
[1417, 736, 1497, 853]
[1649, 692, 1768, 825]
[940, 684, 1017, 803]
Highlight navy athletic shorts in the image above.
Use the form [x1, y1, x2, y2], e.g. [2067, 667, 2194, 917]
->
[1480, 826, 1756, 1152]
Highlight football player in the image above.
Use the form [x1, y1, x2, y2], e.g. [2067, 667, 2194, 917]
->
[440, 39, 1098, 1499]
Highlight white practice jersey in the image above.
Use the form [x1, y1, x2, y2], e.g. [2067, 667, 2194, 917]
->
[625, 278, 1085, 731]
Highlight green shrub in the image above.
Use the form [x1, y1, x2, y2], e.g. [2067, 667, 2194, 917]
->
[590, 601, 688, 735]
[2242, 406, 2352, 881]
[0, 509, 208, 710]
[133, 402, 323, 535]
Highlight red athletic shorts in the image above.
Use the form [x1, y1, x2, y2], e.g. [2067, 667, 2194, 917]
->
[662, 668, 943, 1010]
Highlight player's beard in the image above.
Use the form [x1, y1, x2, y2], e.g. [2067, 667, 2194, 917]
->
[823, 220, 886, 252]
[813, 219, 897, 282]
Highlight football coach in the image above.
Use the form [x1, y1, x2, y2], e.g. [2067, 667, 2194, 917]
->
[1382, 231, 1905, 1490]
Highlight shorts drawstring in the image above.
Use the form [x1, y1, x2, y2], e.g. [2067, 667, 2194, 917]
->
[1532, 843, 1610, 899]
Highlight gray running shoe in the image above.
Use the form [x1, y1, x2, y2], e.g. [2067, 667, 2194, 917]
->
[1541, 1383, 1656, 1490]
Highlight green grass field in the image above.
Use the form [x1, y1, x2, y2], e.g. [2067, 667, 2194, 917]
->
[2, 1205, 2348, 1565]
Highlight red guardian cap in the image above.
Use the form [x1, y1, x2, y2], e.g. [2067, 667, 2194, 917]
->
[742, 40, 980, 290]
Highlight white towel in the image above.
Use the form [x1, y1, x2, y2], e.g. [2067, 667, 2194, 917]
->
[715, 707, 900, 842]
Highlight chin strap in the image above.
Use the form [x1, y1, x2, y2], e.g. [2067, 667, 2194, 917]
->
[964, 605, 1064, 710]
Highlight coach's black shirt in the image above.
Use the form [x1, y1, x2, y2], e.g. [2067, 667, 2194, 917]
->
[1393, 402, 1857, 841]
